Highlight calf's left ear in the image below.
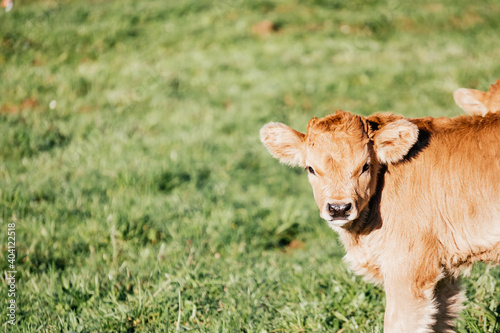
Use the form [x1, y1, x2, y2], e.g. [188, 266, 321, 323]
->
[373, 119, 419, 164]
[260, 122, 306, 167]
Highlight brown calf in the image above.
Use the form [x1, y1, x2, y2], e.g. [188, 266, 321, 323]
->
[454, 79, 500, 116]
[260, 109, 500, 332]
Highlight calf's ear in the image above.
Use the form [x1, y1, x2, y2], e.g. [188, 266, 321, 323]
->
[260, 122, 305, 167]
[453, 88, 488, 116]
[373, 119, 418, 164]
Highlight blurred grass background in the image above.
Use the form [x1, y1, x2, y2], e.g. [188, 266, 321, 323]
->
[0, 0, 499, 332]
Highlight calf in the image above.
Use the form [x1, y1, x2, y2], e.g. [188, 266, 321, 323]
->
[454, 79, 500, 116]
[260, 109, 500, 332]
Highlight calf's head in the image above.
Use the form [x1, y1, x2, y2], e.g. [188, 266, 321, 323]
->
[260, 110, 418, 228]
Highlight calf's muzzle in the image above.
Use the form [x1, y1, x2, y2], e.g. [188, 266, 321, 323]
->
[327, 202, 352, 219]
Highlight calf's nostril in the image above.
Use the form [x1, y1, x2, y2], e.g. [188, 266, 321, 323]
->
[327, 203, 335, 213]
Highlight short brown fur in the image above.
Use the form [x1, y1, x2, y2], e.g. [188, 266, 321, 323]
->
[260, 108, 500, 332]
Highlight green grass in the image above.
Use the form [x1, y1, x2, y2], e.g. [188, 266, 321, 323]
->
[1, 0, 499, 331]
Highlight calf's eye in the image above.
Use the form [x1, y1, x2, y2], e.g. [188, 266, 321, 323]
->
[306, 166, 316, 175]
[362, 163, 370, 173]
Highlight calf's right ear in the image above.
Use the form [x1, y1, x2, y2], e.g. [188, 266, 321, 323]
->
[373, 119, 419, 165]
[260, 122, 306, 167]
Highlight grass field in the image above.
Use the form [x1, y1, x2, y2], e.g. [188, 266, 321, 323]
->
[1, 0, 499, 331]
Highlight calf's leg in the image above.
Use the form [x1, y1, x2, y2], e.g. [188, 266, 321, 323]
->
[432, 276, 464, 333]
[383, 271, 442, 333]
